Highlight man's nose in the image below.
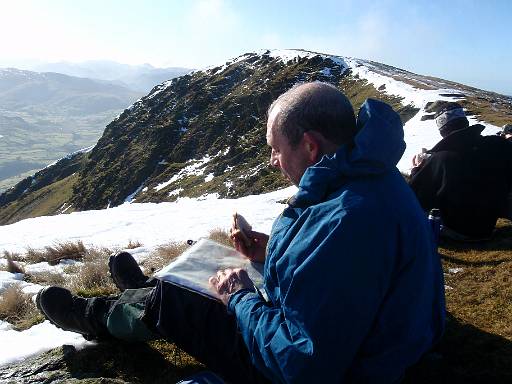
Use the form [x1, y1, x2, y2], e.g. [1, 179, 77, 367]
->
[270, 152, 279, 168]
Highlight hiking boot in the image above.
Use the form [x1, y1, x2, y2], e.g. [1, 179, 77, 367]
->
[36, 286, 112, 340]
[108, 251, 154, 291]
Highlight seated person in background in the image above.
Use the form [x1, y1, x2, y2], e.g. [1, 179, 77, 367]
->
[409, 102, 512, 241]
[501, 124, 512, 142]
[36, 82, 445, 384]
[501, 124, 512, 218]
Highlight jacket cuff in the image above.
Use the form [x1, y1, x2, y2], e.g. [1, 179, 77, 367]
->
[227, 288, 257, 314]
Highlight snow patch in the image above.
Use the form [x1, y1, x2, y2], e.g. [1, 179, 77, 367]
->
[169, 188, 183, 197]
[197, 193, 220, 201]
[0, 187, 296, 254]
[319, 67, 332, 77]
[0, 321, 91, 367]
[43, 145, 95, 171]
[146, 79, 174, 101]
[155, 154, 212, 192]
[125, 182, 146, 204]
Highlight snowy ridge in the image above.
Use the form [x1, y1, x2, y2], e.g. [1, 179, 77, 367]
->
[267, 49, 347, 69]
[43, 144, 95, 170]
[113, 48, 502, 177]
[345, 58, 459, 108]
[342, 57, 503, 172]
[263, 50, 502, 172]
[8, 49, 505, 213]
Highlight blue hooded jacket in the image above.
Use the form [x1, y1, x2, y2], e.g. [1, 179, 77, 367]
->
[228, 99, 446, 383]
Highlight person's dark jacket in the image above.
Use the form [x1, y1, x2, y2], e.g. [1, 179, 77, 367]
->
[228, 99, 445, 383]
[409, 124, 512, 238]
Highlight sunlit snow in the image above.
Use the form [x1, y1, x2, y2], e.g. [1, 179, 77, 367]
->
[0, 187, 295, 367]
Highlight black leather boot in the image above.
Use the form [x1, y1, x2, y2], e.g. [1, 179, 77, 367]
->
[108, 251, 157, 291]
[36, 286, 114, 340]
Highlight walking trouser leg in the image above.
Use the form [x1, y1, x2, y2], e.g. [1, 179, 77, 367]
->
[106, 287, 159, 342]
[142, 281, 270, 384]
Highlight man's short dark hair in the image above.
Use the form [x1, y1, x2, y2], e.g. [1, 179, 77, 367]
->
[268, 82, 357, 147]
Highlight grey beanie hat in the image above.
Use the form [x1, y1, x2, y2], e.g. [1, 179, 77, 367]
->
[503, 124, 512, 135]
[434, 102, 469, 137]
[434, 103, 466, 129]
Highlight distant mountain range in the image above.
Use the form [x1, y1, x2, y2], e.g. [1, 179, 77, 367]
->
[0, 68, 142, 190]
[0, 68, 141, 115]
[0, 49, 510, 224]
[0, 63, 190, 192]
[33, 60, 191, 93]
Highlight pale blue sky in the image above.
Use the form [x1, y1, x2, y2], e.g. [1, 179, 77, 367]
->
[0, 0, 510, 95]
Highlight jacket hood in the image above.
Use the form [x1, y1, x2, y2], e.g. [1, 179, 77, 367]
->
[291, 99, 405, 207]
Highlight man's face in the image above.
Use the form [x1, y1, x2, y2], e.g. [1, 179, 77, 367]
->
[266, 106, 311, 186]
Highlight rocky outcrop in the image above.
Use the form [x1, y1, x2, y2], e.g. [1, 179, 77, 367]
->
[0, 341, 202, 383]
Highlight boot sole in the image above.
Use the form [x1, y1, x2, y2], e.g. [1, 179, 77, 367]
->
[108, 254, 124, 291]
[108, 253, 150, 291]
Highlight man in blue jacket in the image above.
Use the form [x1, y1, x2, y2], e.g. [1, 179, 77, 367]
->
[37, 82, 445, 383]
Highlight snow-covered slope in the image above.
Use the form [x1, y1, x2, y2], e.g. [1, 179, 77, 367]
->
[0, 187, 295, 366]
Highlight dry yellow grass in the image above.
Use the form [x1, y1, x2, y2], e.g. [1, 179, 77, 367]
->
[67, 246, 117, 297]
[208, 228, 233, 248]
[125, 239, 143, 249]
[25, 271, 66, 286]
[24, 241, 87, 265]
[68, 261, 118, 297]
[0, 285, 43, 330]
[142, 242, 189, 275]
[2, 252, 24, 274]
[141, 229, 232, 275]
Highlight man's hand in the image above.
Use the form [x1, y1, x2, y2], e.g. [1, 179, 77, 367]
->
[209, 268, 254, 305]
[412, 147, 429, 167]
[230, 227, 269, 263]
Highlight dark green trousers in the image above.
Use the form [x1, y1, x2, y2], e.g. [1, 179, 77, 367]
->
[105, 287, 157, 342]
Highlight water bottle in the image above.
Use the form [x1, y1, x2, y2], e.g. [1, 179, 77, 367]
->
[428, 208, 442, 245]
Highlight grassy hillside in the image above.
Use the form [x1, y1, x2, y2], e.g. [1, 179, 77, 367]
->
[406, 219, 512, 383]
[67, 52, 413, 211]
[0, 173, 77, 224]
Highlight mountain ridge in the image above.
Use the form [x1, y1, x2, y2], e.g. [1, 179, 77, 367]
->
[0, 49, 510, 224]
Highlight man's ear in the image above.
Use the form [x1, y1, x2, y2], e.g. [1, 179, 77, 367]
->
[302, 131, 321, 163]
